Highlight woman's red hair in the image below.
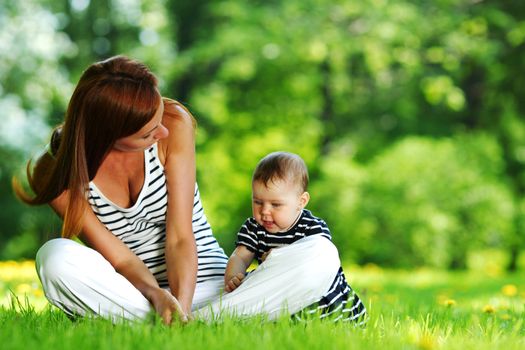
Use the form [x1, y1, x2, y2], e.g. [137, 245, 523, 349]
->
[13, 55, 160, 238]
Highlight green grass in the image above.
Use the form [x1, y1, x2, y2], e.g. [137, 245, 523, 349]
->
[1, 264, 524, 350]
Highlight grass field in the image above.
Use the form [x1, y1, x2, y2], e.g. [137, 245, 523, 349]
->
[0, 260, 523, 350]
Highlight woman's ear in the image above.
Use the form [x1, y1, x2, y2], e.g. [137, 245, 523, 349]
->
[299, 191, 310, 209]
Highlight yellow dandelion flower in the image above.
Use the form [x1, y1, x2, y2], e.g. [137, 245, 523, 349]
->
[443, 299, 456, 307]
[418, 335, 436, 350]
[0, 260, 37, 281]
[15, 283, 32, 294]
[363, 263, 383, 272]
[32, 288, 44, 297]
[500, 314, 511, 320]
[501, 284, 518, 297]
[482, 304, 496, 314]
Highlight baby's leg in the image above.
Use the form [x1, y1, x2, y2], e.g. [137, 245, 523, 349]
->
[194, 235, 340, 320]
[36, 238, 152, 322]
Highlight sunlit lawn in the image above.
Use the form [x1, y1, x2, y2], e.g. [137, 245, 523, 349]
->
[0, 260, 47, 310]
[1, 260, 524, 349]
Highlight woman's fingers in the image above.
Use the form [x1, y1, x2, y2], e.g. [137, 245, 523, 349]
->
[170, 295, 188, 323]
[162, 308, 173, 325]
[155, 289, 189, 325]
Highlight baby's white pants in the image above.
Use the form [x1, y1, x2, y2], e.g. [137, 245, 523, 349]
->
[36, 235, 340, 322]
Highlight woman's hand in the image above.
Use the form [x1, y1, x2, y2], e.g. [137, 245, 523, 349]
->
[224, 272, 245, 293]
[150, 288, 189, 325]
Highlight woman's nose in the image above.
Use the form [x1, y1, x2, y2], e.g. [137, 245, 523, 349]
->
[154, 124, 169, 140]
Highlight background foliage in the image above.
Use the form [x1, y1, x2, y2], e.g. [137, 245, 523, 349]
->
[1, 0, 524, 270]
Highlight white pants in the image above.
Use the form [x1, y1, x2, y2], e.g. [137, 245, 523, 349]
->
[36, 236, 340, 322]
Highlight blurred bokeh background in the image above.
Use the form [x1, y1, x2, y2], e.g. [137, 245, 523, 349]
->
[1, 0, 524, 272]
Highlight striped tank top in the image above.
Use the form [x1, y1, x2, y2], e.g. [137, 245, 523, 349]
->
[87, 143, 228, 288]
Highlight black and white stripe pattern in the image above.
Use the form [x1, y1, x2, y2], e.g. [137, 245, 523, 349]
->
[296, 267, 368, 325]
[88, 143, 227, 289]
[236, 210, 331, 264]
[237, 209, 367, 324]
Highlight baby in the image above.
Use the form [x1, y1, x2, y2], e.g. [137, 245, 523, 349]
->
[224, 151, 367, 323]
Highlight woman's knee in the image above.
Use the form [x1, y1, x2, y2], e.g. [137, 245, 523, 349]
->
[36, 238, 89, 282]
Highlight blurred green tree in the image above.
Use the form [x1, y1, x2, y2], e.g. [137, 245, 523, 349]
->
[1, 0, 524, 270]
[0, 0, 73, 258]
[162, 0, 525, 266]
[312, 135, 514, 269]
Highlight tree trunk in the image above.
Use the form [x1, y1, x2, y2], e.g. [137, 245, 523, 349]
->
[166, 0, 210, 102]
[319, 59, 334, 156]
[507, 244, 519, 272]
[448, 254, 467, 270]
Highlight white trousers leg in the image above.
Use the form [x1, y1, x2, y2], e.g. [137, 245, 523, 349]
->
[37, 236, 340, 322]
[36, 238, 153, 322]
[36, 238, 224, 322]
[195, 235, 341, 321]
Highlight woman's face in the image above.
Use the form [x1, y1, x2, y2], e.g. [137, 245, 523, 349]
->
[113, 98, 168, 152]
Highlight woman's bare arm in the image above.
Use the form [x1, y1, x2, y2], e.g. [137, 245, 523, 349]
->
[50, 192, 187, 324]
[158, 99, 198, 316]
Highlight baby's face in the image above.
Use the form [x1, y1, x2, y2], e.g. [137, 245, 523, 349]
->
[251, 178, 309, 233]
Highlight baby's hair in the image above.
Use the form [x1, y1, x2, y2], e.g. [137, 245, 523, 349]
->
[252, 151, 309, 192]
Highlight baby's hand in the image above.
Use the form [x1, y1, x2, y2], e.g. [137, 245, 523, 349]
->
[224, 272, 245, 293]
[261, 249, 273, 262]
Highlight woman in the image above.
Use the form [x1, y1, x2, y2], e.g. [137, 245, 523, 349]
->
[13, 56, 341, 324]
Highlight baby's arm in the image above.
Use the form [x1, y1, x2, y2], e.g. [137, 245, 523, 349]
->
[224, 245, 255, 293]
